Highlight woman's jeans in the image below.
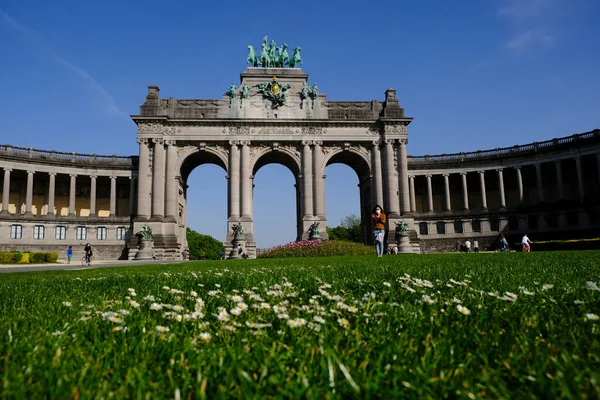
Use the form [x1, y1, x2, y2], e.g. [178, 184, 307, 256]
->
[374, 229, 384, 256]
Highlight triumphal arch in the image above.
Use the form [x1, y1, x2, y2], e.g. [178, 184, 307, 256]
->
[131, 37, 413, 259]
[3, 37, 597, 259]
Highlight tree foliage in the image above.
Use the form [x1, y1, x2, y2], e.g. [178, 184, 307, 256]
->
[327, 214, 362, 243]
[186, 228, 224, 260]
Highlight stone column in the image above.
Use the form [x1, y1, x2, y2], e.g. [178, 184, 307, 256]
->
[408, 175, 416, 212]
[302, 141, 313, 217]
[597, 153, 600, 188]
[372, 140, 384, 207]
[443, 173, 451, 211]
[47, 172, 56, 216]
[515, 166, 524, 203]
[109, 176, 117, 216]
[575, 155, 585, 201]
[165, 139, 178, 219]
[426, 174, 433, 212]
[497, 169, 506, 209]
[398, 139, 410, 214]
[228, 140, 240, 219]
[535, 163, 544, 202]
[479, 171, 487, 210]
[313, 141, 325, 217]
[555, 161, 564, 200]
[240, 141, 252, 217]
[152, 138, 165, 218]
[89, 175, 97, 216]
[384, 139, 399, 217]
[129, 175, 136, 216]
[69, 174, 77, 216]
[137, 138, 151, 218]
[25, 170, 34, 215]
[460, 172, 469, 210]
[2, 168, 11, 214]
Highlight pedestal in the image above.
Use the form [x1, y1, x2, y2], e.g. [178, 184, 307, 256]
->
[397, 236, 412, 254]
[230, 239, 246, 259]
[135, 238, 155, 260]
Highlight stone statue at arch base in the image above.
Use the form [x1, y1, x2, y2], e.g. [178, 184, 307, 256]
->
[227, 222, 254, 259]
[135, 225, 155, 260]
[394, 219, 413, 254]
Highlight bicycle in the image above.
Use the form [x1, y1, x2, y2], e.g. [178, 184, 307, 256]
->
[81, 252, 93, 266]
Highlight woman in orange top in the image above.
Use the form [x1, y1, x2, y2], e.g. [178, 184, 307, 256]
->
[372, 205, 386, 257]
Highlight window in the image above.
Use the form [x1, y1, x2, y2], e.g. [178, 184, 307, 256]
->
[76, 226, 87, 240]
[10, 225, 22, 239]
[489, 218, 500, 232]
[33, 225, 45, 240]
[472, 219, 481, 233]
[436, 221, 446, 234]
[528, 215, 538, 230]
[55, 226, 67, 240]
[419, 222, 428, 235]
[454, 220, 463, 233]
[116, 227, 127, 240]
[97, 227, 107, 240]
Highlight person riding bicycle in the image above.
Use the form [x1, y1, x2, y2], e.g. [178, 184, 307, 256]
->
[84, 243, 93, 264]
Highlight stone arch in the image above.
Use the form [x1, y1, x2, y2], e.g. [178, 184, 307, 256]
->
[178, 145, 228, 184]
[322, 147, 371, 181]
[251, 146, 301, 178]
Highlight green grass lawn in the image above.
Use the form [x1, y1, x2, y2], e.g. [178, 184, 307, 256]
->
[1, 252, 599, 398]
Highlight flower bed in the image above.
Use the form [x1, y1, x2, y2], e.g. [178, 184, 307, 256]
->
[258, 240, 373, 258]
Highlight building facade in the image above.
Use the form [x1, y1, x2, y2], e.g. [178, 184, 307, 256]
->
[1, 65, 599, 259]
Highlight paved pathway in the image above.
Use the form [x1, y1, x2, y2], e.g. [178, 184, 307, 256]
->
[0, 259, 184, 274]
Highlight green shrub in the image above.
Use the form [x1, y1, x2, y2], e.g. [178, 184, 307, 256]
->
[29, 252, 45, 263]
[45, 252, 59, 262]
[11, 252, 23, 263]
[0, 252, 14, 263]
[0, 251, 59, 264]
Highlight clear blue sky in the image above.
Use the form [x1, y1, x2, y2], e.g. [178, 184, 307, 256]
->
[1, 0, 599, 248]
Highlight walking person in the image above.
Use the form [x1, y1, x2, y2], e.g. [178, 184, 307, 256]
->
[465, 239, 472, 253]
[522, 234, 532, 252]
[67, 246, 73, 264]
[83, 243, 93, 265]
[473, 240, 479, 253]
[372, 205, 386, 258]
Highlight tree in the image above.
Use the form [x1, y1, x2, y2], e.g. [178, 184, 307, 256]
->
[186, 228, 224, 260]
[326, 214, 362, 243]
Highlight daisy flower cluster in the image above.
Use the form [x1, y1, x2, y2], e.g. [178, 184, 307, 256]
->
[63, 270, 600, 344]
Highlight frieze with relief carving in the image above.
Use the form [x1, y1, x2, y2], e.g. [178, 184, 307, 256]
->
[383, 124, 407, 135]
[229, 126, 250, 135]
[255, 126, 294, 135]
[301, 126, 325, 135]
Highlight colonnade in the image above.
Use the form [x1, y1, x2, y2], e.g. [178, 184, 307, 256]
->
[0, 167, 134, 217]
[408, 154, 600, 213]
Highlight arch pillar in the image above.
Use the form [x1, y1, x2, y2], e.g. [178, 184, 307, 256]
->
[152, 138, 166, 218]
[136, 138, 151, 219]
[384, 138, 399, 218]
[371, 140, 384, 209]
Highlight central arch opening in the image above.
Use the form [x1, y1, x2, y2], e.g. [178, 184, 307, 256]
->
[252, 149, 301, 251]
